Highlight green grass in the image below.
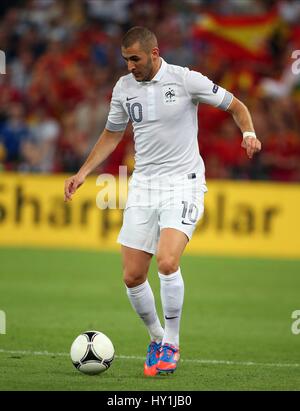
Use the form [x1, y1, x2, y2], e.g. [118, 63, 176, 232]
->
[0, 247, 300, 391]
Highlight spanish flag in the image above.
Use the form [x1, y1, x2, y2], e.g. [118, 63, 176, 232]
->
[193, 10, 279, 62]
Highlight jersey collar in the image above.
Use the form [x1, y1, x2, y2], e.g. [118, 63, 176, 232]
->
[150, 58, 167, 82]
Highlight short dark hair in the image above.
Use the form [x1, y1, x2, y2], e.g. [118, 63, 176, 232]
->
[122, 26, 158, 53]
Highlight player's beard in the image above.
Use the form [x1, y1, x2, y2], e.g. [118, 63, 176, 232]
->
[137, 56, 154, 82]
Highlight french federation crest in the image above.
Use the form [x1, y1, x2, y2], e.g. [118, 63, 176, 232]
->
[163, 85, 177, 104]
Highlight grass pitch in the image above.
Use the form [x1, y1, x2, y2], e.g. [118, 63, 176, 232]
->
[0, 247, 299, 391]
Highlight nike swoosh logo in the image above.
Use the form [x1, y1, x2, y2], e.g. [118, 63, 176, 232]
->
[181, 221, 193, 225]
[126, 96, 138, 101]
[165, 316, 178, 320]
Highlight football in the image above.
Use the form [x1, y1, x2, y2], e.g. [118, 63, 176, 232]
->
[70, 330, 115, 375]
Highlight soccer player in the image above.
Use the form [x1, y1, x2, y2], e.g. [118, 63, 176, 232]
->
[64, 27, 261, 376]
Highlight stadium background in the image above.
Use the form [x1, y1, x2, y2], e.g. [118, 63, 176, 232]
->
[0, 0, 300, 391]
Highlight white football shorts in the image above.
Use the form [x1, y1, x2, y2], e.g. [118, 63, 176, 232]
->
[117, 173, 207, 254]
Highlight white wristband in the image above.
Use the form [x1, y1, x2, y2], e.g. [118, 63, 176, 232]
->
[243, 131, 256, 139]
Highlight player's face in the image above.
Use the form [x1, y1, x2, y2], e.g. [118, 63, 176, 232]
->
[122, 42, 159, 82]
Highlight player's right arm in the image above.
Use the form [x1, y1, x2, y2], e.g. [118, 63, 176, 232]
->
[64, 78, 129, 202]
[64, 129, 124, 202]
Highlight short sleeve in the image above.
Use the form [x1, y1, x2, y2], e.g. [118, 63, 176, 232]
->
[184, 70, 233, 110]
[105, 78, 129, 131]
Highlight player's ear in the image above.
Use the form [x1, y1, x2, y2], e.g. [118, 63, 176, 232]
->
[151, 47, 159, 59]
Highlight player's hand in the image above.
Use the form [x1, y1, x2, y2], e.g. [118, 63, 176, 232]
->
[64, 174, 85, 202]
[241, 137, 262, 159]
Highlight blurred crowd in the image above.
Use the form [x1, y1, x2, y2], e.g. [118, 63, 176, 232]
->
[0, 0, 300, 181]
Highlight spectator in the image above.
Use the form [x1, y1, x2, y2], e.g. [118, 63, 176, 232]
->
[0, 103, 31, 169]
[0, 0, 299, 182]
[55, 111, 88, 173]
[75, 89, 110, 146]
[20, 108, 60, 173]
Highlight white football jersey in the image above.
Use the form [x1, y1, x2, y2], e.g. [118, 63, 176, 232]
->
[106, 58, 233, 179]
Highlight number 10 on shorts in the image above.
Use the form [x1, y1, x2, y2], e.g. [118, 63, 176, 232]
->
[181, 201, 199, 224]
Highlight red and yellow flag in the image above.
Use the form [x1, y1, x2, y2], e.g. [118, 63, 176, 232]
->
[193, 10, 279, 61]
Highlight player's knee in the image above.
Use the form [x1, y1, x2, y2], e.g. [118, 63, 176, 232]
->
[157, 255, 179, 275]
[123, 268, 146, 288]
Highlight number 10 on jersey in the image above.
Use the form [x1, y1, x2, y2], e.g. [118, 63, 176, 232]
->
[126, 102, 143, 123]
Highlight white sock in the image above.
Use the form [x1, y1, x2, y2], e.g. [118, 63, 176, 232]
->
[159, 268, 184, 348]
[126, 280, 164, 343]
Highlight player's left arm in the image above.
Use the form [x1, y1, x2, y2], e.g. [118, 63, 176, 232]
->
[226, 96, 262, 159]
[184, 70, 261, 158]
